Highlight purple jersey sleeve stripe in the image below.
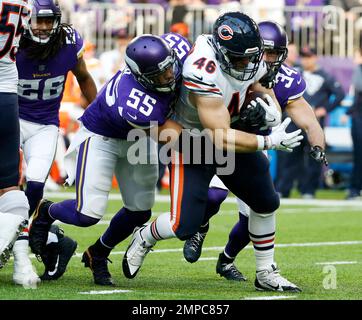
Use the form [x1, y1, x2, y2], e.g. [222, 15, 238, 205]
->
[287, 90, 305, 102]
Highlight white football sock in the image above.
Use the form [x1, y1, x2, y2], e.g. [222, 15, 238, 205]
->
[142, 212, 176, 245]
[249, 209, 275, 270]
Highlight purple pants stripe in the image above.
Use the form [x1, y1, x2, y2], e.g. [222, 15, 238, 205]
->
[76, 137, 91, 212]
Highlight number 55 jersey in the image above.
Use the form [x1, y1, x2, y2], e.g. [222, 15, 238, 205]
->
[0, 0, 32, 93]
[80, 33, 191, 139]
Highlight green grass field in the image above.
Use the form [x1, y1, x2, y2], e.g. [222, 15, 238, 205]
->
[0, 189, 361, 300]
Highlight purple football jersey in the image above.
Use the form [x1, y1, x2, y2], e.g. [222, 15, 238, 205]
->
[161, 33, 191, 65]
[17, 27, 84, 126]
[80, 33, 191, 139]
[274, 63, 306, 111]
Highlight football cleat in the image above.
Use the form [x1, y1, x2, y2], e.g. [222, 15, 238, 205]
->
[81, 248, 114, 286]
[216, 253, 247, 281]
[0, 213, 27, 269]
[122, 226, 153, 279]
[40, 225, 78, 281]
[183, 231, 208, 263]
[12, 240, 40, 289]
[255, 263, 302, 292]
[29, 199, 54, 255]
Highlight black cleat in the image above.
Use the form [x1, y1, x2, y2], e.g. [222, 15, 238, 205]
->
[183, 231, 208, 263]
[81, 248, 114, 286]
[216, 253, 247, 281]
[29, 199, 55, 255]
[40, 225, 78, 281]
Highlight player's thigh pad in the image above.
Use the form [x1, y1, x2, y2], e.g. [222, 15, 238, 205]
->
[20, 120, 58, 182]
[75, 135, 118, 219]
[116, 136, 158, 211]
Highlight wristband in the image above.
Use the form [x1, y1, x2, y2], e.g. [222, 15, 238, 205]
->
[256, 135, 265, 150]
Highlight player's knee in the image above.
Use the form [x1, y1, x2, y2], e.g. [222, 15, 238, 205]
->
[123, 208, 152, 225]
[86, 196, 108, 219]
[78, 213, 99, 227]
[126, 190, 155, 212]
[0, 190, 29, 219]
[208, 187, 228, 207]
[252, 193, 280, 214]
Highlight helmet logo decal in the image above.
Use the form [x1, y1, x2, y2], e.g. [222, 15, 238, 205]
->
[218, 25, 233, 41]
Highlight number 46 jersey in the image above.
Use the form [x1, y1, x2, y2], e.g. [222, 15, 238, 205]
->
[174, 35, 267, 131]
[0, 0, 31, 93]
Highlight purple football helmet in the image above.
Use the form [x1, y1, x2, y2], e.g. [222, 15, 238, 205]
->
[258, 21, 288, 72]
[24, 0, 62, 44]
[125, 35, 181, 93]
[212, 12, 264, 81]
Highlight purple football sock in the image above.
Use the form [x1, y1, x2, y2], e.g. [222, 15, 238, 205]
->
[101, 207, 151, 248]
[49, 199, 99, 227]
[25, 181, 44, 217]
[202, 187, 229, 224]
[224, 213, 250, 258]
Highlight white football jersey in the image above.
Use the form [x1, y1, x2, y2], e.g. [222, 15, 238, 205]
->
[0, 0, 32, 93]
[174, 35, 267, 131]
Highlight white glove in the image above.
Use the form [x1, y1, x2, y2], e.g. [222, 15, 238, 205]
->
[248, 94, 281, 130]
[265, 117, 304, 152]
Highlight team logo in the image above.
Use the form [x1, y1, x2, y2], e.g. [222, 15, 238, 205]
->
[218, 25, 233, 41]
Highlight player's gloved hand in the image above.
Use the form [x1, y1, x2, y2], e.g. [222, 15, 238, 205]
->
[259, 69, 277, 89]
[264, 117, 304, 152]
[248, 94, 281, 130]
[310, 145, 328, 166]
[239, 102, 266, 128]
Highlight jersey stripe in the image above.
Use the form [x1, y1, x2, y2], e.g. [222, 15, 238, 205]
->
[183, 80, 222, 96]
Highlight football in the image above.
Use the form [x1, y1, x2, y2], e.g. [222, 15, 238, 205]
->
[231, 90, 269, 133]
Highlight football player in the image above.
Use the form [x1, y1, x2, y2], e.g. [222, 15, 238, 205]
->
[29, 32, 191, 285]
[0, 0, 41, 289]
[17, 0, 96, 281]
[122, 12, 303, 292]
[182, 21, 328, 291]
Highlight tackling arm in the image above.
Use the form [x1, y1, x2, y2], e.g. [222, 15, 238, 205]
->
[72, 57, 98, 108]
[286, 97, 325, 148]
[194, 93, 303, 153]
[286, 97, 328, 165]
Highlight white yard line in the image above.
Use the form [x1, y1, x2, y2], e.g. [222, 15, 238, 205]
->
[66, 240, 362, 258]
[44, 192, 362, 207]
[244, 295, 297, 300]
[315, 261, 358, 265]
[79, 289, 132, 295]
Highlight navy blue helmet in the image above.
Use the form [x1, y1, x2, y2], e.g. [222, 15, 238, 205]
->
[125, 35, 182, 93]
[24, 0, 62, 44]
[212, 12, 264, 81]
[258, 21, 288, 72]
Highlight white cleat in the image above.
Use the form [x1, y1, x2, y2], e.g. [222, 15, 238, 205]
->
[255, 263, 301, 293]
[13, 240, 40, 289]
[0, 213, 27, 269]
[122, 226, 153, 279]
